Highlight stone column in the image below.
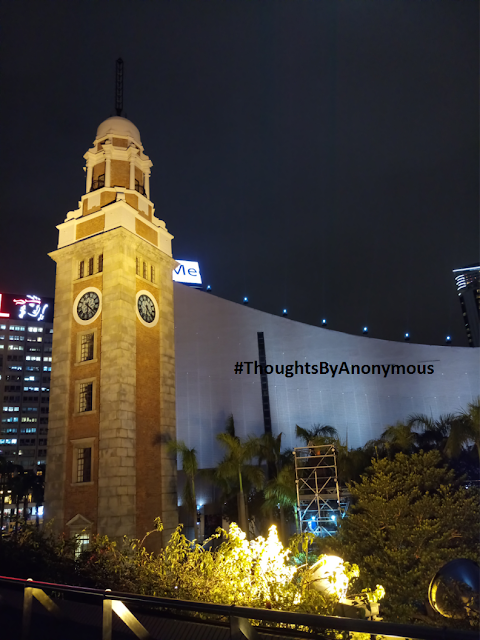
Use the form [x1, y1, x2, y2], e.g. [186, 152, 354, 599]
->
[129, 159, 135, 190]
[86, 163, 93, 193]
[44, 246, 75, 535]
[144, 171, 150, 200]
[97, 228, 137, 539]
[104, 144, 112, 188]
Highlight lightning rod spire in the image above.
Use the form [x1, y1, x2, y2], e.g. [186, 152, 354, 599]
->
[115, 58, 124, 117]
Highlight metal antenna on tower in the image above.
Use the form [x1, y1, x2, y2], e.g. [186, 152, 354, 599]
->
[115, 58, 124, 117]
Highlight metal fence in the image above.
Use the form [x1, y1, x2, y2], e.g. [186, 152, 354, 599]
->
[0, 575, 477, 640]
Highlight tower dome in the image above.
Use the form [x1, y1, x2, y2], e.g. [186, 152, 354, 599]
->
[96, 116, 141, 144]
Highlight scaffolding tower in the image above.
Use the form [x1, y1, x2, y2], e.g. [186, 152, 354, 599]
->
[294, 444, 348, 537]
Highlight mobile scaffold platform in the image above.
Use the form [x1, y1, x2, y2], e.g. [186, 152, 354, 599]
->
[293, 444, 349, 536]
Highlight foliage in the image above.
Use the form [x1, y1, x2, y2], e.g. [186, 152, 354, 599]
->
[214, 415, 264, 532]
[331, 450, 480, 627]
[167, 440, 199, 539]
[0, 515, 383, 637]
[295, 424, 338, 446]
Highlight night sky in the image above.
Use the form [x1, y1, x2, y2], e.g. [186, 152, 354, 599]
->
[0, 1, 478, 346]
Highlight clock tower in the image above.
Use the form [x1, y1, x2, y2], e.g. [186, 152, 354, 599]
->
[44, 116, 177, 551]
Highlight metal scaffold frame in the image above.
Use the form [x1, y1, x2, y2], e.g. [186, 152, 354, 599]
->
[294, 443, 347, 537]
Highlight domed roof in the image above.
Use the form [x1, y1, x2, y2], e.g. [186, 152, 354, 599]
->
[96, 116, 141, 144]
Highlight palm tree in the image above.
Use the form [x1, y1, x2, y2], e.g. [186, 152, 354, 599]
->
[256, 432, 293, 539]
[167, 440, 199, 540]
[459, 396, 480, 459]
[380, 422, 420, 457]
[10, 467, 33, 539]
[264, 464, 300, 536]
[407, 413, 454, 453]
[295, 424, 338, 446]
[215, 415, 264, 533]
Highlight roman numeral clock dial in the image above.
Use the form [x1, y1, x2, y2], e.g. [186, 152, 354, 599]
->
[136, 291, 159, 327]
[73, 288, 102, 325]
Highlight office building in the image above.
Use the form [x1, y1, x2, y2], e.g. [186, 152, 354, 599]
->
[453, 265, 480, 347]
[0, 293, 53, 469]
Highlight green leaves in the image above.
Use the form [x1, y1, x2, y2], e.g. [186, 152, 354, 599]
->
[334, 450, 480, 625]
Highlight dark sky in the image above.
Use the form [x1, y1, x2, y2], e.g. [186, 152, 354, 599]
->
[0, 1, 478, 346]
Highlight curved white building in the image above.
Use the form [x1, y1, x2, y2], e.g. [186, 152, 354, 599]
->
[174, 283, 479, 469]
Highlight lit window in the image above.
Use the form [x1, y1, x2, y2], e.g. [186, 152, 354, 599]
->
[79, 383, 93, 413]
[80, 334, 94, 362]
[9, 326, 25, 332]
[76, 447, 92, 483]
[75, 533, 90, 558]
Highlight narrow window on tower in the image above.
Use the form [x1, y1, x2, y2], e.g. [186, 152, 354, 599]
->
[78, 382, 93, 413]
[136, 257, 140, 276]
[79, 261, 85, 279]
[76, 447, 92, 483]
[88, 257, 94, 276]
[80, 334, 94, 362]
[151, 266, 155, 283]
[98, 254, 103, 273]
[143, 261, 147, 279]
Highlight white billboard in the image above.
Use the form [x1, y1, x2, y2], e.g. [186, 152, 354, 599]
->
[173, 260, 202, 286]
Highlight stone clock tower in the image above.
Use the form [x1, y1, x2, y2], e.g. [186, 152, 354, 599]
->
[44, 116, 177, 551]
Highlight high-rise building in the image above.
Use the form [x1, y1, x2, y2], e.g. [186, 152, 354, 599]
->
[453, 265, 480, 347]
[44, 116, 177, 551]
[0, 293, 53, 470]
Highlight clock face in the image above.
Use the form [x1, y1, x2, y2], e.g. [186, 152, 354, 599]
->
[77, 291, 100, 321]
[137, 294, 156, 324]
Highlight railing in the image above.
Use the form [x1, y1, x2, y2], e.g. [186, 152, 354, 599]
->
[0, 575, 476, 640]
[90, 178, 105, 191]
[88, 180, 146, 196]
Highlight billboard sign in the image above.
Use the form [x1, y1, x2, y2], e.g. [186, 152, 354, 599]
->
[0, 293, 54, 323]
[172, 260, 202, 287]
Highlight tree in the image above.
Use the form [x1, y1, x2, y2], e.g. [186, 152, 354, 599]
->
[215, 415, 264, 533]
[333, 450, 480, 626]
[264, 464, 300, 536]
[380, 421, 420, 456]
[448, 397, 480, 460]
[295, 424, 338, 446]
[256, 433, 298, 540]
[10, 467, 34, 539]
[167, 440, 199, 540]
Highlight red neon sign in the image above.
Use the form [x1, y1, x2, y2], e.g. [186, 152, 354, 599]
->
[0, 294, 10, 318]
[13, 298, 41, 306]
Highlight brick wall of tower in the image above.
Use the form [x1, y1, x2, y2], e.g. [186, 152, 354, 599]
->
[135, 250, 177, 551]
[110, 160, 129, 189]
[63, 275, 103, 531]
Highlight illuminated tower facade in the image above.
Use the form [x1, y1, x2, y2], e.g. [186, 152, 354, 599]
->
[44, 116, 177, 551]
